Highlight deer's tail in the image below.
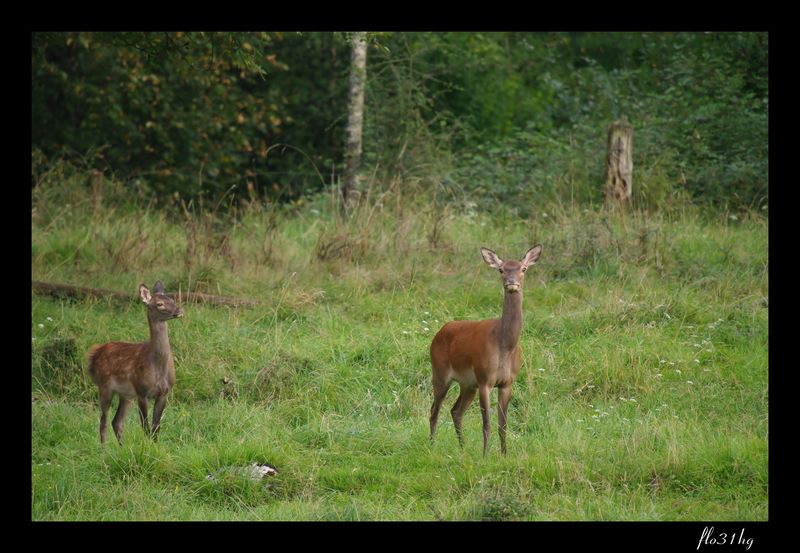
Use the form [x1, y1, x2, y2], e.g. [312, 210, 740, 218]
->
[86, 344, 104, 380]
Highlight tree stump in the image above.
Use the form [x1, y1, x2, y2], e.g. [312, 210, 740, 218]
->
[604, 117, 633, 208]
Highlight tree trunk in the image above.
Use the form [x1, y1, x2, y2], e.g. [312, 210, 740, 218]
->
[342, 32, 367, 212]
[603, 117, 633, 208]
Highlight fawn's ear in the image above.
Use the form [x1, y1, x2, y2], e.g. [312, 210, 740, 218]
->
[521, 244, 542, 269]
[480, 247, 504, 269]
[153, 280, 165, 294]
[139, 284, 152, 303]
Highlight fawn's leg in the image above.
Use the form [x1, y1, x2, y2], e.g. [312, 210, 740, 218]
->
[151, 394, 168, 442]
[137, 396, 151, 436]
[98, 388, 112, 444]
[111, 397, 132, 444]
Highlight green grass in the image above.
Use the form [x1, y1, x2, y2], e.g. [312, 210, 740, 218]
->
[31, 182, 768, 520]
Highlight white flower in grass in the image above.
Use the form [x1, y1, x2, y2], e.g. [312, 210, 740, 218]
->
[423, 327, 430, 332]
[538, 368, 545, 372]
[46, 317, 53, 322]
[687, 381, 694, 385]
[675, 369, 682, 374]
[655, 373, 663, 378]
[629, 398, 637, 403]
[694, 359, 700, 364]
[577, 419, 584, 423]
[38, 324, 44, 328]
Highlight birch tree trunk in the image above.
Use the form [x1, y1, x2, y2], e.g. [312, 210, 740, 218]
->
[342, 31, 367, 212]
[603, 117, 633, 208]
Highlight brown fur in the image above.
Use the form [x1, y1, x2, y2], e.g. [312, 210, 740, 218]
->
[88, 341, 176, 399]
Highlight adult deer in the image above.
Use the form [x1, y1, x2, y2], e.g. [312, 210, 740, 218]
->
[429, 245, 542, 456]
[87, 280, 183, 444]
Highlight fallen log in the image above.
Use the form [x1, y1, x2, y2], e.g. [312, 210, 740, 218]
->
[31, 280, 259, 307]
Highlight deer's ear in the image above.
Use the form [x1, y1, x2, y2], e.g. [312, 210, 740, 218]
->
[153, 280, 165, 294]
[480, 247, 504, 269]
[139, 284, 152, 304]
[521, 244, 542, 268]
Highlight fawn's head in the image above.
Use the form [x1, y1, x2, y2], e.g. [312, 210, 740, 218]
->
[480, 245, 542, 294]
[139, 280, 184, 321]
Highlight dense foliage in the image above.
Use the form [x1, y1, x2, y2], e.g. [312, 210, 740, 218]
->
[32, 32, 768, 209]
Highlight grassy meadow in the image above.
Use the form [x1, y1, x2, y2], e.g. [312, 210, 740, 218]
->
[31, 179, 768, 520]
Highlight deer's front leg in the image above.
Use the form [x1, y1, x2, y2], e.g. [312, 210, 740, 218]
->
[151, 394, 168, 441]
[478, 384, 491, 457]
[497, 385, 512, 455]
[137, 396, 150, 436]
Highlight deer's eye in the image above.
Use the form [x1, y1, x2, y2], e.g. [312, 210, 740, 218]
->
[156, 302, 164, 307]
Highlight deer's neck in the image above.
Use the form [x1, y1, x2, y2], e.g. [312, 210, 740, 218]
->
[147, 316, 172, 366]
[497, 290, 523, 351]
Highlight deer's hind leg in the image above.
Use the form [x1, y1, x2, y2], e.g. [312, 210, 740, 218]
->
[98, 387, 113, 444]
[430, 377, 451, 442]
[451, 384, 477, 447]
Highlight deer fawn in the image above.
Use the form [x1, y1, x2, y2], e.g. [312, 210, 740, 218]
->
[87, 280, 183, 444]
[429, 245, 542, 456]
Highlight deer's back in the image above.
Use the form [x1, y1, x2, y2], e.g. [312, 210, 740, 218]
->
[88, 341, 174, 399]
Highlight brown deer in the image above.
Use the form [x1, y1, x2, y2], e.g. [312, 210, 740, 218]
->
[87, 280, 183, 444]
[429, 245, 542, 456]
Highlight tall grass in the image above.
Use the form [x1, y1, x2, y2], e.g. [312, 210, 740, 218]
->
[31, 170, 767, 520]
